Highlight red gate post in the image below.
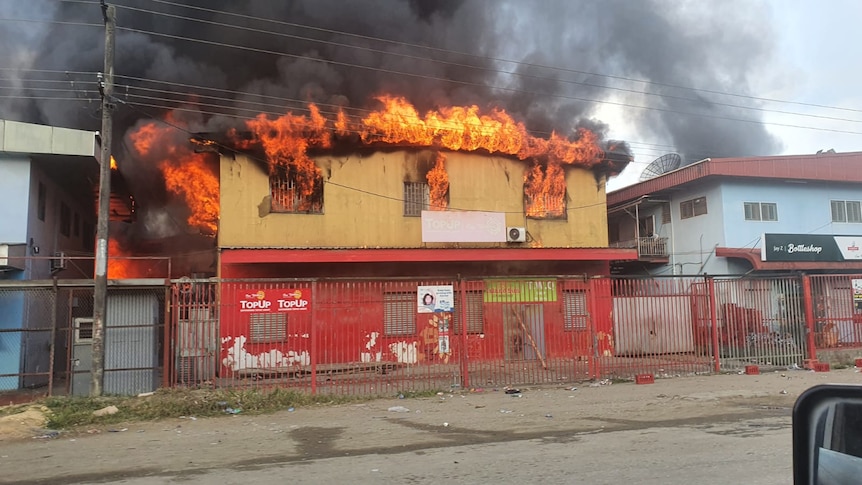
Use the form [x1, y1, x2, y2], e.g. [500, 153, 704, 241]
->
[707, 277, 721, 373]
[310, 280, 318, 396]
[459, 279, 470, 389]
[802, 275, 817, 362]
[587, 278, 601, 380]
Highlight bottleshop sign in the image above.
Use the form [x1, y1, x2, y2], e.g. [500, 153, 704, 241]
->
[761, 234, 862, 262]
[238, 288, 312, 313]
[484, 279, 558, 303]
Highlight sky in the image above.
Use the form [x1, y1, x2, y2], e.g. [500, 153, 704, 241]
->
[0, 0, 860, 192]
[605, 0, 862, 190]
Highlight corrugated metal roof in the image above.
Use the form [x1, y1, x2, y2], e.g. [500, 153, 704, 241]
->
[608, 151, 862, 207]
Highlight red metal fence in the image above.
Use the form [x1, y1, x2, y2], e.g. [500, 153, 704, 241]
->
[809, 274, 862, 349]
[164, 274, 862, 397]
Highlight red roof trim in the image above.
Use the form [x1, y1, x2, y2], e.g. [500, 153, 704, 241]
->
[608, 152, 862, 206]
[220, 247, 639, 264]
[716, 247, 862, 271]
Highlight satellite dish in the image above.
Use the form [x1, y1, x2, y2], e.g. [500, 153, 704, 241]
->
[639, 153, 682, 181]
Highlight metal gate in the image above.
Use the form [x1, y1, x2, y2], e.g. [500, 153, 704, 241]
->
[714, 277, 807, 369]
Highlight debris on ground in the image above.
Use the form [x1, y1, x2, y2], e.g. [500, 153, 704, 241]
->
[387, 406, 410, 413]
[92, 405, 119, 417]
[224, 408, 242, 415]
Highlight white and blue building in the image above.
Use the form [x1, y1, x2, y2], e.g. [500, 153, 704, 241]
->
[0, 119, 99, 390]
[607, 152, 862, 276]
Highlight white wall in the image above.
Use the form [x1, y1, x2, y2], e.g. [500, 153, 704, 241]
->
[666, 180, 729, 276]
[0, 156, 31, 244]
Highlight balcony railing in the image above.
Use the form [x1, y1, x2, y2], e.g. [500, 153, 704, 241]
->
[610, 236, 669, 258]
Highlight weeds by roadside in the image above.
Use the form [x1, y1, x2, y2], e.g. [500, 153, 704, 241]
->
[41, 387, 363, 430]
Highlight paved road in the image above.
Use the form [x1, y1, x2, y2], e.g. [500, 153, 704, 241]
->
[64, 414, 792, 485]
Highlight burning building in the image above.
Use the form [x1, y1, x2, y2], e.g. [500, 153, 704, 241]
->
[209, 96, 635, 278]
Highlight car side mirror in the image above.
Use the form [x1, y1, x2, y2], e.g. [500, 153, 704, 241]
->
[793, 384, 862, 484]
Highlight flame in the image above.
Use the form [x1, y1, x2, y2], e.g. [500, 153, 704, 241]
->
[109, 156, 118, 171]
[427, 152, 449, 210]
[241, 96, 608, 216]
[107, 237, 133, 279]
[524, 161, 567, 218]
[242, 105, 328, 211]
[129, 121, 219, 234]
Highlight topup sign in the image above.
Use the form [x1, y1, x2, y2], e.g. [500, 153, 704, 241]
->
[238, 288, 312, 313]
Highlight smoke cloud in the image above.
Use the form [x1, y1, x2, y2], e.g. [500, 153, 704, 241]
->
[2, 0, 782, 167]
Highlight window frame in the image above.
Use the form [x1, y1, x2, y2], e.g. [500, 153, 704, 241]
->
[383, 291, 416, 336]
[680, 196, 707, 220]
[269, 166, 324, 214]
[453, 290, 484, 335]
[563, 289, 589, 331]
[37, 182, 46, 221]
[744, 202, 778, 222]
[59, 202, 71, 237]
[831, 200, 862, 223]
[249, 313, 288, 344]
[403, 182, 430, 217]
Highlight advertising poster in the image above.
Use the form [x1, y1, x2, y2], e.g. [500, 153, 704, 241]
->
[417, 285, 454, 313]
[417, 285, 454, 363]
[238, 288, 312, 313]
[853, 279, 862, 312]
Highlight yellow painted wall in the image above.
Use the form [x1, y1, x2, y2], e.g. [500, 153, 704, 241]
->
[218, 150, 608, 249]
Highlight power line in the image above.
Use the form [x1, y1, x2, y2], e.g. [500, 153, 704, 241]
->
[144, 0, 862, 115]
[0, 17, 101, 27]
[111, 3, 862, 125]
[113, 26, 862, 136]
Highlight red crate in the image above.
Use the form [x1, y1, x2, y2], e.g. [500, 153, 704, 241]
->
[635, 374, 655, 385]
[744, 365, 760, 375]
[813, 362, 831, 372]
[855, 358, 862, 368]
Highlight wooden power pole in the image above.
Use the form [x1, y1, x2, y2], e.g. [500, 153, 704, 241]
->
[91, 1, 115, 397]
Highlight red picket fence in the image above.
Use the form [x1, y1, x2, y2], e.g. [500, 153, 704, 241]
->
[166, 274, 857, 397]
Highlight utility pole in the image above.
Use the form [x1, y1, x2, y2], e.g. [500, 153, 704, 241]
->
[91, 1, 115, 397]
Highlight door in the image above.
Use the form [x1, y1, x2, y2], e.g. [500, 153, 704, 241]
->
[503, 304, 546, 361]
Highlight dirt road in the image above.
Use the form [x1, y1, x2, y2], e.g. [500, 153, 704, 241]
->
[1, 368, 859, 484]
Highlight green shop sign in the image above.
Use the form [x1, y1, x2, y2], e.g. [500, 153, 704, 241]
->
[483, 279, 558, 303]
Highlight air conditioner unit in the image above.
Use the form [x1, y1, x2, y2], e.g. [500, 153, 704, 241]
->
[507, 227, 526, 243]
[51, 251, 67, 272]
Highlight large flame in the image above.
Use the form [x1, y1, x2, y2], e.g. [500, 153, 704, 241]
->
[524, 161, 567, 218]
[427, 152, 449, 210]
[107, 236, 133, 279]
[130, 122, 219, 234]
[240, 96, 609, 216]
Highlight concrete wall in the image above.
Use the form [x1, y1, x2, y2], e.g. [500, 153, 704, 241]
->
[219, 150, 609, 249]
[664, 180, 728, 275]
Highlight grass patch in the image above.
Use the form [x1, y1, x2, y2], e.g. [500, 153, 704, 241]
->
[42, 387, 362, 430]
[396, 389, 444, 399]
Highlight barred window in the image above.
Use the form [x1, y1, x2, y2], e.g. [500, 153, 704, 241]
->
[404, 182, 430, 216]
[250, 313, 287, 343]
[453, 291, 484, 334]
[270, 166, 323, 214]
[384, 292, 416, 336]
[563, 290, 588, 330]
